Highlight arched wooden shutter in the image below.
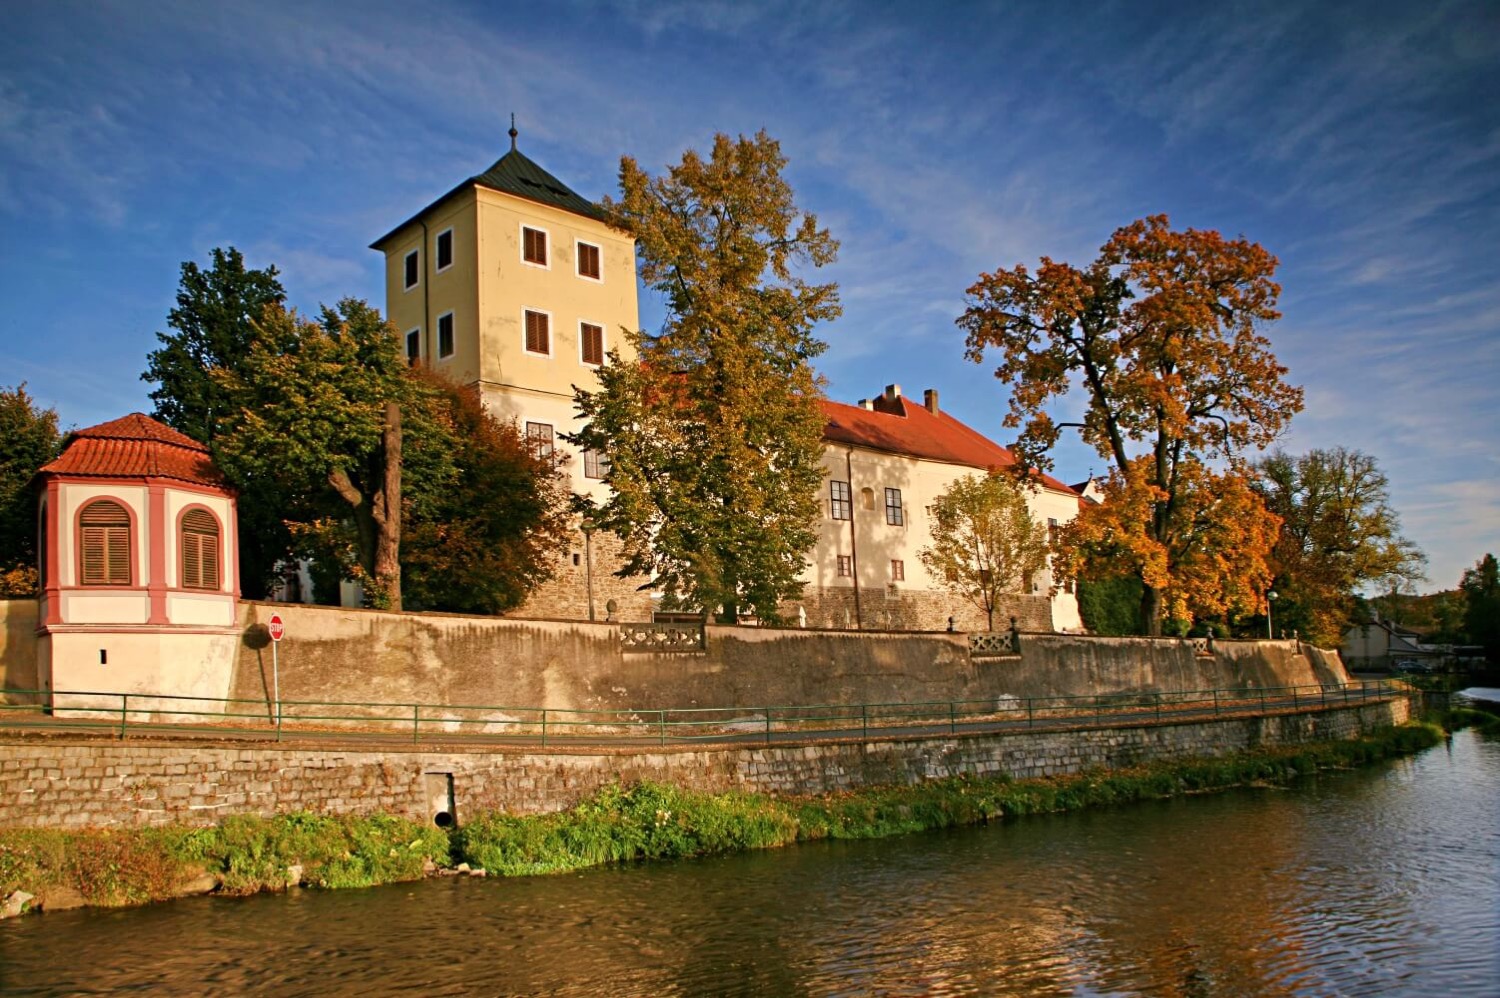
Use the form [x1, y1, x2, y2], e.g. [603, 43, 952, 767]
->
[79, 500, 131, 585]
[180, 508, 220, 590]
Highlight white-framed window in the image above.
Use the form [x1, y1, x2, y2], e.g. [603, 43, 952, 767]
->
[435, 228, 454, 272]
[579, 321, 605, 366]
[583, 448, 610, 480]
[523, 308, 552, 357]
[525, 421, 554, 461]
[402, 249, 419, 291]
[576, 240, 602, 281]
[437, 311, 455, 359]
[405, 328, 421, 365]
[521, 225, 549, 268]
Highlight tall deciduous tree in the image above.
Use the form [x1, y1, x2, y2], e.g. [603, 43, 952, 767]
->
[960, 215, 1302, 633]
[0, 385, 62, 596]
[1057, 458, 1280, 633]
[573, 131, 839, 623]
[1253, 447, 1426, 647]
[1461, 553, 1500, 661]
[141, 247, 290, 596]
[919, 472, 1050, 631]
[401, 375, 571, 615]
[214, 300, 457, 611]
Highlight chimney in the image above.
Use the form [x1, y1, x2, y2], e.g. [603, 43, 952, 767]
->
[923, 388, 939, 414]
[857, 398, 874, 411]
[883, 383, 902, 401]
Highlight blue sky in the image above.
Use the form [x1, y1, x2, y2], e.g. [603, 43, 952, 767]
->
[2, 0, 1496, 592]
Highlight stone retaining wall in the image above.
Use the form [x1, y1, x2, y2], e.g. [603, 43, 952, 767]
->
[0, 696, 1407, 829]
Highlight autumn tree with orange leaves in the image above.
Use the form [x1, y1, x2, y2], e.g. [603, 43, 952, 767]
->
[959, 215, 1302, 634]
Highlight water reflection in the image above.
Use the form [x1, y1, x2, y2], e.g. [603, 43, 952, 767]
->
[2, 731, 1496, 996]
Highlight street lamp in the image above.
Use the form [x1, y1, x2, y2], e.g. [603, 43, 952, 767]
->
[1267, 590, 1278, 640]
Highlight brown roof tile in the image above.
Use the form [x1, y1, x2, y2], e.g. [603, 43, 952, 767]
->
[39, 413, 226, 488]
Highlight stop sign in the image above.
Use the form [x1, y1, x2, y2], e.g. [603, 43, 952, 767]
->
[268, 614, 286, 642]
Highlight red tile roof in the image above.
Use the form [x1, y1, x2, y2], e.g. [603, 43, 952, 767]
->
[39, 413, 227, 488]
[821, 395, 1076, 495]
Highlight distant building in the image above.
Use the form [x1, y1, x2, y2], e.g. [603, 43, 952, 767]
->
[1341, 615, 1439, 671]
[33, 414, 240, 708]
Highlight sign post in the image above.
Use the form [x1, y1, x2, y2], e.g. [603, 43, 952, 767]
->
[268, 613, 285, 734]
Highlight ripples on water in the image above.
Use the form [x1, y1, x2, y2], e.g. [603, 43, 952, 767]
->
[2, 728, 1497, 996]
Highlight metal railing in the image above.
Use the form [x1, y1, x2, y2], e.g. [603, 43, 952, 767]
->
[0, 681, 1403, 749]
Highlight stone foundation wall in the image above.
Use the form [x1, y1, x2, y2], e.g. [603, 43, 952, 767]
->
[511, 527, 653, 623]
[0, 696, 1407, 829]
[790, 586, 1051, 632]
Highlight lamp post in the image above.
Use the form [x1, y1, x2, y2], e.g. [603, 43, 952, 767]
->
[1267, 590, 1278, 640]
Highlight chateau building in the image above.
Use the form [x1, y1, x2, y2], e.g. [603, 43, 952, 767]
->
[372, 135, 1083, 630]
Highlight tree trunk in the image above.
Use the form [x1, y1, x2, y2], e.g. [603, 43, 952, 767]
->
[1141, 582, 1162, 636]
[373, 402, 403, 611]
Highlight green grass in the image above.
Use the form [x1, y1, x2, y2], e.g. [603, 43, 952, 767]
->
[0, 720, 1452, 910]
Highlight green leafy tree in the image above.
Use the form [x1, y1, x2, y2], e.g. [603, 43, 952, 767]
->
[918, 473, 1050, 631]
[960, 215, 1303, 634]
[1076, 573, 1145, 636]
[573, 131, 839, 623]
[1253, 448, 1426, 647]
[1461, 553, 1500, 661]
[401, 375, 571, 614]
[141, 247, 290, 596]
[214, 299, 458, 611]
[0, 385, 62, 596]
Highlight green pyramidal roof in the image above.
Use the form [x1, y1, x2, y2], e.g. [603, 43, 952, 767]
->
[372, 148, 607, 249]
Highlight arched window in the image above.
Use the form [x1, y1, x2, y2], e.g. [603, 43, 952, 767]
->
[79, 500, 132, 586]
[37, 499, 47, 587]
[180, 508, 221, 590]
[861, 487, 876, 510]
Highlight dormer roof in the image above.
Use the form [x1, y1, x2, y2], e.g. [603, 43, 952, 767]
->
[371, 148, 607, 249]
[38, 413, 226, 488]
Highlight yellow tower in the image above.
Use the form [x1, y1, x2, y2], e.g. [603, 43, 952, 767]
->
[370, 125, 639, 503]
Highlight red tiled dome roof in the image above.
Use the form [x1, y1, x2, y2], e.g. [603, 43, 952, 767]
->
[39, 413, 227, 488]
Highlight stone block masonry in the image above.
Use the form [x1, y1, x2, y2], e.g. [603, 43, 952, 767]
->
[0, 697, 1407, 830]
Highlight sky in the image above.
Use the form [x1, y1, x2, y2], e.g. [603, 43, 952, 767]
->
[1, 0, 1496, 593]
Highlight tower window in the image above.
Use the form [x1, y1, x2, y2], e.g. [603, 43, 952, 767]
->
[79, 499, 131, 586]
[403, 249, 419, 290]
[405, 328, 421, 365]
[525, 422, 555, 461]
[524, 310, 551, 356]
[438, 312, 454, 358]
[522, 226, 548, 266]
[577, 241, 601, 280]
[435, 228, 454, 272]
[580, 322, 604, 366]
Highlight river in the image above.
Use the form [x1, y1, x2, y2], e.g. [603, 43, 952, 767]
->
[2, 707, 1497, 996]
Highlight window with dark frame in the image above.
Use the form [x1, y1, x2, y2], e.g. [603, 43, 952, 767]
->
[523, 227, 548, 265]
[580, 322, 604, 365]
[403, 249, 419, 290]
[438, 313, 454, 358]
[79, 499, 131, 586]
[436, 229, 453, 271]
[1048, 517, 1060, 547]
[525, 422, 554, 461]
[830, 480, 852, 520]
[836, 555, 853, 577]
[583, 448, 611, 480]
[406, 329, 420, 365]
[180, 508, 220, 590]
[577, 242, 601, 280]
[890, 559, 905, 581]
[885, 487, 904, 525]
[525, 310, 550, 355]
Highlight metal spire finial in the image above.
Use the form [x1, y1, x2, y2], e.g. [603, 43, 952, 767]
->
[508, 113, 518, 152]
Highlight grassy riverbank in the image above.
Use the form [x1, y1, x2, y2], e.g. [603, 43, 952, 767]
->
[2, 720, 1455, 915]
